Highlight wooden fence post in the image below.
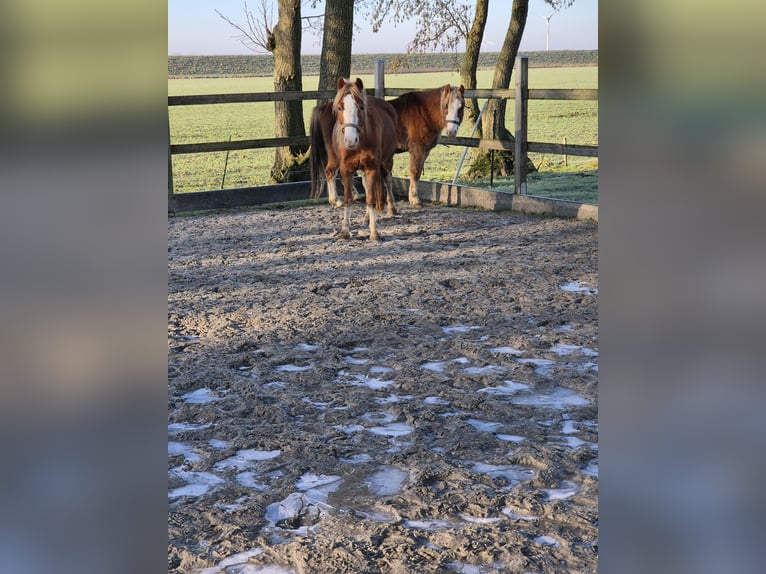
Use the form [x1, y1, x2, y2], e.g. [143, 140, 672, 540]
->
[514, 55, 528, 195]
[168, 119, 174, 210]
[374, 59, 385, 98]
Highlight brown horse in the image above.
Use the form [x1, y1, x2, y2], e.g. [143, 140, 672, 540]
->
[388, 84, 466, 208]
[310, 78, 398, 240]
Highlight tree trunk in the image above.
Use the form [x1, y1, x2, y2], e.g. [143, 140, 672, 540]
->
[272, 0, 308, 183]
[318, 0, 354, 99]
[469, 0, 534, 178]
[460, 0, 489, 139]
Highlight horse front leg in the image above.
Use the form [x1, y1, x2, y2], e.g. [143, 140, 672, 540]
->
[338, 169, 354, 239]
[408, 148, 425, 207]
[324, 163, 342, 208]
[363, 169, 381, 242]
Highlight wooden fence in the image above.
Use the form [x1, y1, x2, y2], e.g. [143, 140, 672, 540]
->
[168, 57, 598, 214]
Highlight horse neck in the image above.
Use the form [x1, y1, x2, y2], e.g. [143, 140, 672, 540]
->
[425, 89, 447, 129]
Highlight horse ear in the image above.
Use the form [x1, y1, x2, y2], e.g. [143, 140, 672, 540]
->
[442, 84, 451, 95]
[355, 77, 364, 90]
[459, 84, 465, 95]
[337, 77, 345, 89]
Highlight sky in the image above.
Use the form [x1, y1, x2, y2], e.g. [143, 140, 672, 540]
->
[168, 1, 598, 55]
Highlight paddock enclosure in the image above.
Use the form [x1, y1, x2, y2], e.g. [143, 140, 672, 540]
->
[168, 203, 598, 573]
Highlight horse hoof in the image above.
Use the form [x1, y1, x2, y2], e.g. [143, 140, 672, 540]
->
[410, 201, 423, 208]
[369, 233, 381, 242]
[339, 230, 351, 240]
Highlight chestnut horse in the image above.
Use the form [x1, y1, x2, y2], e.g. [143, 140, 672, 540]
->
[310, 78, 398, 240]
[388, 84, 465, 208]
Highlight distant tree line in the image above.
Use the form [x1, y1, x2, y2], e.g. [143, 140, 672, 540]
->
[168, 50, 598, 78]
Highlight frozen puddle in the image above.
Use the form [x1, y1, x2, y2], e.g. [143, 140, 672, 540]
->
[464, 365, 506, 376]
[181, 388, 222, 404]
[550, 343, 598, 357]
[168, 422, 212, 434]
[236, 472, 269, 490]
[478, 380, 530, 396]
[459, 514, 503, 524]
[502, 508, 538, 521]
[343, 355, 369, 365]
[489, 346, 524, 355]
[420, 357, 470, 373]
[192, 547, 296, 574]
[543, 481, 580, 501]
[169, 468, 224, 499]
[346, 372, 395, 390]
[405, 518, 460, 530]
[275, 364, 311, 373]
[510, 387, 590, 409]
[214, 449, 281, 471]
[266, 474, 342, 531]
[560, 280, 598, 295]
[294, 343, 317, 351]
[367, 422, 414, 437]
[209, 439, 230, 449]
[583, 460, 598, 478]
[534, 535, 559, 547]
[466, 419, 503, 432]
[516, 358, 556, 377]
[364, 466, 408, 496]
[469, 462, 535, 488]
[442, 325, 481, 335]
[424, 396, 450, 405]
[374, 394, 414, 404]
[339, 453, 372, 464]
[168, 441, 202, 463]
[496, 434, 526, 443]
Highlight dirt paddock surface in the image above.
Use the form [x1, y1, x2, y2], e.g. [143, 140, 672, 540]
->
[168, 202, 598, 574]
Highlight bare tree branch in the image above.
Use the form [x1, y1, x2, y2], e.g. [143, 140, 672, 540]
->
[215, 0, 275, 53]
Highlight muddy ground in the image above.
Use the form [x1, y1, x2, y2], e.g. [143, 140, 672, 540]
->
[168, 202, 598, 574]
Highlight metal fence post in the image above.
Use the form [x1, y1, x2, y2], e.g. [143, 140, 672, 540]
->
[514, 56, 528, 195]
[374, 59, 385, 98]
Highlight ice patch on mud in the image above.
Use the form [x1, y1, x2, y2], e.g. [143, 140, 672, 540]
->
[265, 474, 342, 532]
[339, 453, 372, 464]
[367, 422, 414, 437]
[294, 343, 317, 351]
[468, 462, 536, 488]
[516, 358, 556, 377]
[364, 466, 408, 496]
[374, 394, 414, 404]
[466, 419, 503, 432]
[333, 424, 365, 435]
[168, 441, 203, 462]
[236, 472, 269, 490]
[534, 535, 559, 546]
[169, 468, 225, 499]
[489, 346, 524, 355]
[464, 365, 506, 376]
[424, 396, 450, 405]
[550, 343, 598, 357]
[510, 387, 590, 409]
[442, 325, 481, 334]
[405, 518, 460, 530]
[459, 514, 503, 524]
[543, 481, 580, 501]
[209, 439, 230, 449]
[181, 388, 222, 404]
[496, 434, 526, 443]
[343, 372, 395, 390]
[560, 281, 598, 295]
[583, 460, 599, 478]
[168, 421, 212, 434]
[275, 364, 311, 373]
[343, 355, 369, 365]
[420, 357, 470, 372]
[447, 561, 505, 573]
[478, 380, 530, 396]
[214, 449, 281, 471]
[502, 508, 538, 521]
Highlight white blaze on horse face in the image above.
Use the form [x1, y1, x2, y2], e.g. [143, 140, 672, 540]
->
[445, 95, 462, 137]
[341, 93, 360, 149]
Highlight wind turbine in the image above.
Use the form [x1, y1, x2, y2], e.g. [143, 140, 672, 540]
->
[542, 10, 559, 51]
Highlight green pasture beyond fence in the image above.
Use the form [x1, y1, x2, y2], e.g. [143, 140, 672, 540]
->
[168, 57, 598, 211]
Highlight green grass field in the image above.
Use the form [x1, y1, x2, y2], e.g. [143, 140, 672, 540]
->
[169, 67, 598, 204]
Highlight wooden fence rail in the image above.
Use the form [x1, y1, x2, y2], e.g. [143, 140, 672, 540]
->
[168, 57, 598, 199]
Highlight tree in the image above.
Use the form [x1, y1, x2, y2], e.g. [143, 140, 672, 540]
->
[459, 0, 489, 137]
[317, 0, 355, 96]
[217, 0, 308, 183]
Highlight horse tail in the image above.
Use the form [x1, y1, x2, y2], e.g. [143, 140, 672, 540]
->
[309, 105, 327, 200]
[372, 168, 386, 212]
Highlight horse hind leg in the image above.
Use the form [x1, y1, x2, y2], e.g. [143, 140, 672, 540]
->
[367, 204, 380, 241]
[408, 149, 425, 207]
[383, 166, 398, 216]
